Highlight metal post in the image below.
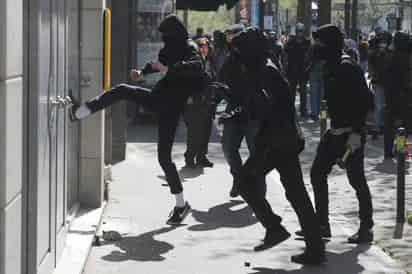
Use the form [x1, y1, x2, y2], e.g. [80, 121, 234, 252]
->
[351, 0, 358, 39]
[320, 100, 327, 137]
[396, 127, 406, 223]
[344, 0, 351, 36]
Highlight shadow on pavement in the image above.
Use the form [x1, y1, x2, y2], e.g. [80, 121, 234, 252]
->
[373, 158, 410, 175]
[100, 226, 178, 262]
[248, 245, 371, 274]
[188, 200, 257, 231]
[179, 166, 204, 179]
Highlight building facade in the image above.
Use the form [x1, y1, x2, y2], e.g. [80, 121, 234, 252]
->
[1, 0, 108, 274]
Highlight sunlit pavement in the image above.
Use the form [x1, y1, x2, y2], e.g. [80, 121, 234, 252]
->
[83, 119, 409, 274]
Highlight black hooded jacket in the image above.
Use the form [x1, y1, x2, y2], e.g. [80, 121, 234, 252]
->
[317, 24, 371, 133]
[142, 15, 209, 113]
[220, 28, 296, 135]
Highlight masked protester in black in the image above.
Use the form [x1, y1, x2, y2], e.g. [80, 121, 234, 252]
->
[219, 25, 263, 198]
[298, 24, 374, 244]
[232, 28, 325, 265]
[69, 15, 209, 226]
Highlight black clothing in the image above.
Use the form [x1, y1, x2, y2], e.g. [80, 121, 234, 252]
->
[184, 56, 216, 163]
[85, 16, 208, 195]
[310, 131, 373, 230]
[313, 24, 374, 232]
[323, 57, 371, 133]
[237, 57, 323, 252]
[158, 113, 183, 194]
[240, 150, 323, 251]
[285, 37, 311, 77]
[284, 37, 311, 115]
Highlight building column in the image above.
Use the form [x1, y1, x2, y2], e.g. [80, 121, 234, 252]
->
[79, 0, 107, 208]
[0, 0, 24, 274]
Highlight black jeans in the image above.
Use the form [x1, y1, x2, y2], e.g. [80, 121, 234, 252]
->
[310, 131, 374, 230]
[184, 103, 214, 162]
[239, 148, 323, 251]
[289, 77, 308, 116]
[86, 84, 153, 113]
[221, 119, 260, 180]
[85, 83, 183, 194]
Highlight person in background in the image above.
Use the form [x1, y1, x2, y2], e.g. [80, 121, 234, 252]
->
[368, 27, 392, 139]
[184, 37, 216, 168]
[344, 33, 360, 63]
[193, 27, 204, 40]
[285, 22, 311, 118]
[210, 30, 229, 81]
[266, 31, 287, 74]
[383, 31, 410, 159]
[305, 31, 324, 121]
[224, 24, 245, 46]
[359, 35, 369, 74]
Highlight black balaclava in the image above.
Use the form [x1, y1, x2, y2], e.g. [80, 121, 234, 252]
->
[158, 15, 190, 66]
[316, 24, 344, 64]
[231, 27, 269, 71]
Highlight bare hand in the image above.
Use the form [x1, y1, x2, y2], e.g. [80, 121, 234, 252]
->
[151, 61, 168, 72]
[130, 69, 142, 81]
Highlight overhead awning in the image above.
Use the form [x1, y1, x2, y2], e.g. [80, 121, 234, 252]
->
[176, 0, 239, 11]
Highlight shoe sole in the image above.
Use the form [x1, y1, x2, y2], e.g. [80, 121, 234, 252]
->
[166, 205, 191, 226]
[295, 230, 331, 238]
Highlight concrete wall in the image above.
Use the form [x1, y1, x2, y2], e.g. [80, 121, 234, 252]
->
[110, 0, 130, 164]
[0, 0, 24, 274]
[79, 0, 106, 208]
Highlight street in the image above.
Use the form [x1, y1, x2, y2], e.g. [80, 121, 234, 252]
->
[83, 118, 411, 274]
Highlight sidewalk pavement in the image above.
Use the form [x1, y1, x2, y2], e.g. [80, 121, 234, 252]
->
[83, 119, 409, 274]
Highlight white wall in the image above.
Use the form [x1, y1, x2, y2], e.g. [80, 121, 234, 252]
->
[0, 0, 23, 274]
[79, 0, 106, 208]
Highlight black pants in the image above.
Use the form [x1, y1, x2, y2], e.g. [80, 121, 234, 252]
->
[86, 84, 183, 194]
[239, 148, 323, 251]
[184, 103, 213, 162]
[310, 131, 374, 230]
[289, 77, 308, 116]
[86, 84, 153, 113]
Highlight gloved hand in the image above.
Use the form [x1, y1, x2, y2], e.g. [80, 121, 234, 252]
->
[217, 106, 242, 125]
[347, 133, 362, 152]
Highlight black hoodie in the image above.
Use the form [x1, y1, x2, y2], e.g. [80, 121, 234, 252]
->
[144, 15, 209, 113]
[317, 24, 371, 133]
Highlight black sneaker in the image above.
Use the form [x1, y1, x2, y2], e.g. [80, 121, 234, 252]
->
[295, 225, 331, 238]
[291, 250, 326, 265]
[254, 225, 291, 251]
[166, 202, 191, 226]
[348, 228, 373, 244]
[197, 157, 214, 168]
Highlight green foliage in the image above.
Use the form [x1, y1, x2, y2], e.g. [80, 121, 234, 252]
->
[408, 211, 412, 225]
[178, 6, 236, 36]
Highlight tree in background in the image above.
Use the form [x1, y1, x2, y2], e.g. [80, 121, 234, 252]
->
[177, 6, 236, 36]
